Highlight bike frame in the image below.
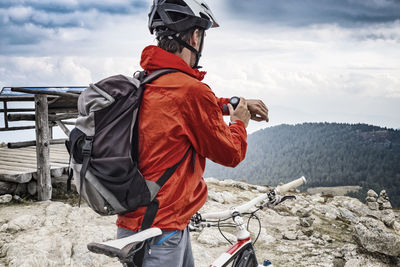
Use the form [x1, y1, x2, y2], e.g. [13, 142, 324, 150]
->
[210, 237, 255, 267]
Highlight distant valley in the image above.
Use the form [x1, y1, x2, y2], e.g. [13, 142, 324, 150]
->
[204, 123, 400, 207]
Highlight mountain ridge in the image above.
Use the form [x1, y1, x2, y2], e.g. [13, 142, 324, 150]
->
[204, 122, 400, 207]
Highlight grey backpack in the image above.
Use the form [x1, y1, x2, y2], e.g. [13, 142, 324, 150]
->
[66, 69, 192, 230]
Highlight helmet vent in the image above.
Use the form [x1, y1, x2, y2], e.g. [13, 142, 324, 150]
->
[201, 3, 209, 10]
[199, 12, 210, 20]
[168, 11, 187, 22]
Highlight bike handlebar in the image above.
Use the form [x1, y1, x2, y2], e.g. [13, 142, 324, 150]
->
[201, 176, 306, 221]
[275, 176, 306, 194]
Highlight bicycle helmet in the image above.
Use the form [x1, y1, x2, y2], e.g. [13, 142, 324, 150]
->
[148, 0, 219, 68]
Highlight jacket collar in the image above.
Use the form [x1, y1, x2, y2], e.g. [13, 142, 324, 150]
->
[140, 45, 206, 81]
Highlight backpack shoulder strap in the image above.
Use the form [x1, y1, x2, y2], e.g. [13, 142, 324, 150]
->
[140, 68, 180, 85]
[141, 145, 193, 231]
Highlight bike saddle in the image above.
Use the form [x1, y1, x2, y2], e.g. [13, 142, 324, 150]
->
[87, 228, 162, 260]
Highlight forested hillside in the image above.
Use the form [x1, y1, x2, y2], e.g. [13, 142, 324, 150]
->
[204, 123, 400, 207]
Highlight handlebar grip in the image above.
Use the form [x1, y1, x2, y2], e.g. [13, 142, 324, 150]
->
[275, 176, 306, 194]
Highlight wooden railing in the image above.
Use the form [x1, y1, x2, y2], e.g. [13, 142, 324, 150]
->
[0, 86, 83, 200]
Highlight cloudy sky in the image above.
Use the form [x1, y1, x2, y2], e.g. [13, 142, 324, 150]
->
[1, 0, 399, 141]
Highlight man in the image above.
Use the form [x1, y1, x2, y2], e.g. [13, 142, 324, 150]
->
[116, 0, 269, 266]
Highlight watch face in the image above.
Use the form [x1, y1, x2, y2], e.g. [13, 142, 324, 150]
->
[230, 97, 240, 106]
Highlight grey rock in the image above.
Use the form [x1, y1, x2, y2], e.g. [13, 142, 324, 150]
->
[339, 198, 368, 216]
[302, 227, 314, 237]
[323, 204, 340, 220]
[0, 194, 12, 204]
[378, 190, 389, 200]
[14, 183, 27, 196]
[296, 207, 312, 218]
[394, 221, 400, 234]
[27, 180, 37, 196]
[258, 228, 276, 245]
[377, 190, 392, 210]
[298, 234, 309, 240]
[365, 209, 382, 220]
[381, 210, 396, 228]
[197, 228, 236, 247]
[207, 190, 224, 203]
[367, 189, 378, 198]
[282, 231, 297, 240]
[344, 257, 388, 267]
[204, 177, 220, 185]
[338, 208, 359, 224]
[299, 216, 315, 227]
[0, 181, 17, 195]
[322, 234, 333, 243]
[367, 201, 379, 211]
[353, 217, 400, 257]
[310, 194, 325, 204]
[365, 196, 377, 203]
[12, 195, 23, 203]
[218, 179, 249, 190]
[381, 201, 392, 210]
[310, 236, 325, 245]
[333, 257, 346, 267]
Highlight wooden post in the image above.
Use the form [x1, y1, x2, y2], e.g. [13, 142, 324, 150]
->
[3, 101, 8, 129]
[35, 95, 52, 200]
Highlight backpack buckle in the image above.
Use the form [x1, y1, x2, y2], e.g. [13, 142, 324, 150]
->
[82, 136, 94, 156]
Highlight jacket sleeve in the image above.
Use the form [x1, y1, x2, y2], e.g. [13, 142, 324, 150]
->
[216, 97, 230, 116]
[183, 83, 247, 167]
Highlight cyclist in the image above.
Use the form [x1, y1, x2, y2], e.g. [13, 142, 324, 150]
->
[116, 0, 269, 266]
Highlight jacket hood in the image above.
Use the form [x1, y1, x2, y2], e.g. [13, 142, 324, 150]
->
[140, 45, 206, 81]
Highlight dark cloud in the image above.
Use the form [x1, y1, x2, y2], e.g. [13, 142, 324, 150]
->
[227, 0, 400, 27]
[0, 0, 149, 49]
[0, 1, 148, 15]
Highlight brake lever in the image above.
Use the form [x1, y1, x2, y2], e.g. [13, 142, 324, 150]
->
[281, 195, 296, 203]
[265, 188, 297, 208]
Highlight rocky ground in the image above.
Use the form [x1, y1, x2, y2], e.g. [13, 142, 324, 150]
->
[0, 178, 399, 267]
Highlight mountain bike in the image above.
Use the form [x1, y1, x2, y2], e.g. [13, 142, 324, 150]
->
[87, 176, 307, 267]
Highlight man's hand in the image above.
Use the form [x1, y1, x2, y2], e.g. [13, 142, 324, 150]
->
[246, 99, 269, 122]
[228, 98, 251, 128]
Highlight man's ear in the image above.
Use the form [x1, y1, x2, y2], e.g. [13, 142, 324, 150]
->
[190, 29, 200, 48]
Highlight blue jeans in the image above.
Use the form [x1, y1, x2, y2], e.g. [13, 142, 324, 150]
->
[117, 227, 194, 267]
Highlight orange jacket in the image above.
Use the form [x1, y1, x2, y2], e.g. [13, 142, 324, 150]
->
[116, 46, 247, 231]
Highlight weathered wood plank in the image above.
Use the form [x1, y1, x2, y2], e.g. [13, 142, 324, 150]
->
[6, 146, 68, 154]
[0, 144, 69, 183]
[0, 160, 67, 169]
[0, 154, 68, 166]
[35, 95, 52, 201]
[1, 147, 64, 155]
[0, 153, 69, 164]
[0, 164, 37, 172]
